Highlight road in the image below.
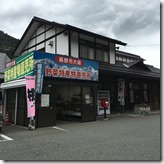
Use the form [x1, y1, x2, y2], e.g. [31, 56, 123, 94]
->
[0, 114, 161, 161]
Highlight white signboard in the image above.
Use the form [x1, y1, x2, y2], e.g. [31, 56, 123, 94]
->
[41, 94, 49, 107]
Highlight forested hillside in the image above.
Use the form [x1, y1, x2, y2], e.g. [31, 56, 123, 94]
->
[0, 30, 19, 59]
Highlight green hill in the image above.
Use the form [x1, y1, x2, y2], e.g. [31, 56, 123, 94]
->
[0, 30, 19, 59]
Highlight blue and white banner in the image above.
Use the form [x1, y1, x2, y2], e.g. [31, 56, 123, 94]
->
[34, 51, 99, 81]
[35, 63, 44, 94]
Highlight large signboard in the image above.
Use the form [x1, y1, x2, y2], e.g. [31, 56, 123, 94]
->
[34, 51, 99, 81]
[4, 52, 34, 82]
[4, 51, 98, 83]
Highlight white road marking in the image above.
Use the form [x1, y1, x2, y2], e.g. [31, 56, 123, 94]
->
[0, 139, 7, 143]
[0, 134, 13, 141]
[53, 126, 68, 132]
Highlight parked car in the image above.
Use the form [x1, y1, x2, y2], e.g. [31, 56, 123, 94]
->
[0, 103, 3, 132]
[0, 111, 3, 132]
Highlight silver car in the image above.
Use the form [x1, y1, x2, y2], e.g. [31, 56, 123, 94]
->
[0, 110, 3, 132]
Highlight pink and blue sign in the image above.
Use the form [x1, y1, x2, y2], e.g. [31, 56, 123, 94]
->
[34, 51, 99, 81]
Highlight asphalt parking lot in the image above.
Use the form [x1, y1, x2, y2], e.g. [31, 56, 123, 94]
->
[0, 114, 161, 161]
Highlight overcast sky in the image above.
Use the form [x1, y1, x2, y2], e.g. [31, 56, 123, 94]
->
[0, 0, 160, 68]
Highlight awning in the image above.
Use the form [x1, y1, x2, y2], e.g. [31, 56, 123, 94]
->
[0, 79, 26, 90]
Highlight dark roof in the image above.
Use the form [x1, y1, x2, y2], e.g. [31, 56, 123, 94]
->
[146, 65, 160, 74]
[99, 61, 160, 80]
[0, 53, 10, 79]
[116, 50, 144, 61]
[13, 16, 127, 56]
[65, 24, 127, 46]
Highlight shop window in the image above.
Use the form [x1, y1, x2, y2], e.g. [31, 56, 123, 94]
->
[56, 85, 81, 120]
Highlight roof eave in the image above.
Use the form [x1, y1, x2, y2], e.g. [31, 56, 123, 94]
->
[13, 16, 127, 57]
[66, 24, 127, 46]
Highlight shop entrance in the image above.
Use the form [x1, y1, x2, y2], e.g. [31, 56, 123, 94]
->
[36, 79, 96, 127]
[55, 85, 82, 122]
[6, 89, 16, 124]
[55, 84, 96, 123]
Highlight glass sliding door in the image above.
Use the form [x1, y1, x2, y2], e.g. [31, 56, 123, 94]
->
[81, 86, 96, 122]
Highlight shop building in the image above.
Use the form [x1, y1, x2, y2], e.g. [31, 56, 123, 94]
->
[0, 17, 160, 128]
[0, 53, 10, 103]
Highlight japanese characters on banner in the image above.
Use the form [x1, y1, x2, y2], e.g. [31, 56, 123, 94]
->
[4, 52, 34, 82]
[25, 76, 36, 118]
[35, 63, 44, 94]
[118, 79, 125, 106]
[34, 51, 99, 81]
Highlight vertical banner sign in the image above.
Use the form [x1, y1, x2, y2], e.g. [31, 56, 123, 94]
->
[35, 63, 44, 94]
[25, 76, 36, 118]
[118, 79, 125, 105]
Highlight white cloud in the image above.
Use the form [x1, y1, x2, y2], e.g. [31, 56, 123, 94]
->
[0, 0, 160, 68]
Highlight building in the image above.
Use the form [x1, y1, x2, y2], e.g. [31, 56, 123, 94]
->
[0, 17, 160, 128]
[0, 53, 10, 102]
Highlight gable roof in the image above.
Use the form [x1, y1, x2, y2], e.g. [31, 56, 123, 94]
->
[13, 16, 127, 57]
[0, 53, 10, 79]
[123, 60, 152, 71]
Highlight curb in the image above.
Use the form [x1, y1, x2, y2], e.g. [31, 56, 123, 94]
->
[97, 111, 160, 120]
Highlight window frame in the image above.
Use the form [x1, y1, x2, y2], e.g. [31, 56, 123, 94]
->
[80, 39, 109, 63]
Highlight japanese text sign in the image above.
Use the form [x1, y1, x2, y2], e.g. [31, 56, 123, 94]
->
[34, 51, 99, 81]
[4, 52, 34, 82]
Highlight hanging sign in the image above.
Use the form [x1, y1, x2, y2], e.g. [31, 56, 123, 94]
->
[25, 76, 36, 118]
[118, 79, 125, 105]
[35, 63, 44, 94]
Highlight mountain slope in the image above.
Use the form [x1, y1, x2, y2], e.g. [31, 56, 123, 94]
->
[0, 30, 19, 59]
